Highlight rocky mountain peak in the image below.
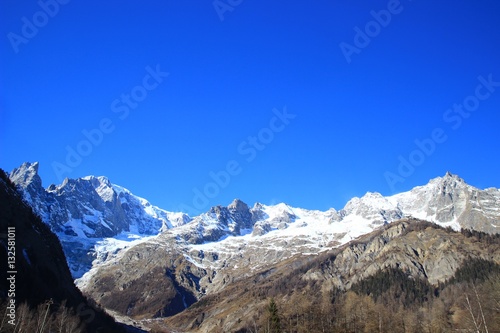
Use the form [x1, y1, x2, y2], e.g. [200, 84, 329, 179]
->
[253, 202, 264, 209]
[203, 199, 253, 235]
[444, 171, 462, 180]
[228, 198, 249, 212]
[430, 171, 466, 187]
[9, 161, 41, 189]
[9, 162, 50, 219]
[228, 199, 253, 232]
[388, 172, 500, 233]
[83, 175, 112, 187]
[341, 191, 402, 225]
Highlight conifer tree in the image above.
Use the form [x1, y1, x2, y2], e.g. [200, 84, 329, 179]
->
[267, 298, 282, 333]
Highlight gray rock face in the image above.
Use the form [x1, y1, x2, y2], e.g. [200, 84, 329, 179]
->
[304, 219, 500, 289]
[228, 198, 253, 231]
[173, 199, 256, 244]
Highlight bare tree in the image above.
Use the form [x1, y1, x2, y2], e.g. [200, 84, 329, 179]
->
[15, 302, 34, 333]
[36, 299, 53, 333]
[473, 283, 489, 333]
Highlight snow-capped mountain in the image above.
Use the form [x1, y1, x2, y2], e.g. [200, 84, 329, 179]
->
[168, 172, 498, 249]
[76, 189, 500, 322]
[9, 162, 190, 277]
[9, 162, 500, 282]
[389, 172, 500, 232]
[160, 173, 499, 283]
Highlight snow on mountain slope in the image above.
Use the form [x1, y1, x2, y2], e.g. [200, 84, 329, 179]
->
[98, 171, 498, 292]
[157, 199, 399, 283]
[181, 203, 374, 272]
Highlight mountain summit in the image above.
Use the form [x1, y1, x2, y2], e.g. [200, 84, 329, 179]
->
[389, 173, 499, 233]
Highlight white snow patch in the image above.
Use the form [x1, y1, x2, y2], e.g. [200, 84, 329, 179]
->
[76, 232, 157, 289]
[64, 219, 93, 239]
[183, 254, 206, 269]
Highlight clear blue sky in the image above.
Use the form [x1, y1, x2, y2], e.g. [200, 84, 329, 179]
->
[1, 0, 500, 215]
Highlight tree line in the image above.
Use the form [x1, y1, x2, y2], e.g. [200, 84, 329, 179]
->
[245, 260, 500, 333]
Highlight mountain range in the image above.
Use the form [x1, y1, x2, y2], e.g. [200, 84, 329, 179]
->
[7, 162, 500, 332]
[9, 162, 499, 278]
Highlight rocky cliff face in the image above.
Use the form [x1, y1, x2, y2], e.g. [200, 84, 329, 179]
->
[304, 219, 499, 288]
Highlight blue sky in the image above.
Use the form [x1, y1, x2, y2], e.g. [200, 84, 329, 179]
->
[1, 0, 500, 215]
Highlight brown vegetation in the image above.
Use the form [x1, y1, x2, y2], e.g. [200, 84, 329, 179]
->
[0, 300, 84, 333]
